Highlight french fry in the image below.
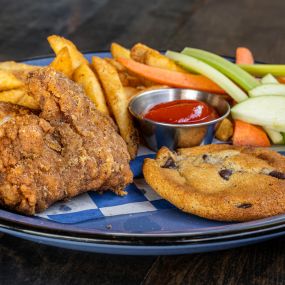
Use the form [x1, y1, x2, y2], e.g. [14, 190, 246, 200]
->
[92, 56, 139, 158]
[0, 89, 39, 109]
[136, 85, 168, 94]
[118, 71, 144, 87]
[117, 71, 130, 86]
[146, 55, 188, 73]
[111, 43, 130, 59]
[0, 61, 39, 72]
[105, 58, 154, 87]
[105, 58, 143, 87]
[126, 75, 145, 87]
[131, 43, 187, 73]
[123, 85, 168, 102]
[47, 35, 88, 70]
[17, 93, 39, 110]
[0, 70, 24, 91]
[105, 58, 126, 72]
[215, 118, 234, 141]
[130, 43, 149, 62]
[73, 64, 109, 115]
[123, 86, 138, 102]
[0, 89, 23, 104]
[50, 47, 73, 78]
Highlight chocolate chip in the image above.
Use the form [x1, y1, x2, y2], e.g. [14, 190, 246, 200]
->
[269, 171, 285, 180]
[219, 169, 232, 180]
[202, 154, 211, 163]
[162, 157, 177, 169]
[237, 203, 252, 209]
[202, 154, 208, 160]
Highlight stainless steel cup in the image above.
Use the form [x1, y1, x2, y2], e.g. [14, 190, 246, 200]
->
[128, 88, 231, 151]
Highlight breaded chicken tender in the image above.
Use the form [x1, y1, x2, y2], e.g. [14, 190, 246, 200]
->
[0, 67, 133, 215]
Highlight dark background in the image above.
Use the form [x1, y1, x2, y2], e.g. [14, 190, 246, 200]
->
[0, 0, 285, 63]
[1, 0, 285, 284]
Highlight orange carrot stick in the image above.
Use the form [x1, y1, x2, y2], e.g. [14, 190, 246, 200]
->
[232, 120, 270, 147]
[233, 49, 270, 146]
[236, 47, 254, 65]
[278, 77, 285, 83]
[117, 58, 227, 94]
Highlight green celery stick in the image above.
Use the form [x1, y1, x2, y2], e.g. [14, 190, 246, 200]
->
[261, 74, 279, 84]
[182, 47, 259, 91]
[239, 64, 285, 76]
[249, 84, 285, 97]
[166, 51, 248, 102]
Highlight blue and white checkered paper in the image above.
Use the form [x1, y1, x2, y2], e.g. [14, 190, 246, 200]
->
[37, 146, 174, 223]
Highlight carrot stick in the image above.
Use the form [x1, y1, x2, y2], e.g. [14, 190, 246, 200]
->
[117, 58, 227, 94]
[236, 47, 254, 65]
[278, 76, 285, 83]
[232, 120, 270, 147]
[233, 48, 270, 146]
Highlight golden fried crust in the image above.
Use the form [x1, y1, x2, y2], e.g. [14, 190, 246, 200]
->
[143, 144, 285, 221]
[0, 67, 132, 215]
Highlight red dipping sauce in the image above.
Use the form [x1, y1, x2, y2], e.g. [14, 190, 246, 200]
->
[144, 99, 218, 124]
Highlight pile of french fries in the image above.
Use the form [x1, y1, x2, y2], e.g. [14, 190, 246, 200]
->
[0, 62, 39, 109]
[0, 35, 232, 158]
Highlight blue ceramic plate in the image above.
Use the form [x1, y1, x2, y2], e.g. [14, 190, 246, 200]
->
[1, 52, 285, 255]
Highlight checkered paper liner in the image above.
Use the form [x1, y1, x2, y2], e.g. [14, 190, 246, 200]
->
[36, 146, 174, 224]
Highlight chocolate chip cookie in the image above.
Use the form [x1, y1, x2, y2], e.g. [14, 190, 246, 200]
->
[143, 144, 285, 221]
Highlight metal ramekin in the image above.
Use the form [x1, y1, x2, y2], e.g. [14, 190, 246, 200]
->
[128, 88, 231, 151]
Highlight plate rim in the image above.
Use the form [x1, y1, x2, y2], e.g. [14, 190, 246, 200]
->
[1, 219, 285, 256]
[1, 218, 285, 246]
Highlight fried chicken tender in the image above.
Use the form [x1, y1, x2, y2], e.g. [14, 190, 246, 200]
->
[0, 67, 133, 215]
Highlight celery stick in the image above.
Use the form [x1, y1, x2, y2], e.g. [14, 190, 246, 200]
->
[263, 127, 284, 144]
[239, 64, 285, 77]
[261, 74, 279, 84]
[231, 96, 285, 131]
[249, 84, 285, 97]
[166, 51, 248, 102]
[182, 47, 259, 91]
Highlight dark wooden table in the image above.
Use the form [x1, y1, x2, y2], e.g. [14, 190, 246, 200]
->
[1, 0, 285, 284]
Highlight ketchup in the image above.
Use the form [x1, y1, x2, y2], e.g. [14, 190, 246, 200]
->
[144, 99, 218, 124]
